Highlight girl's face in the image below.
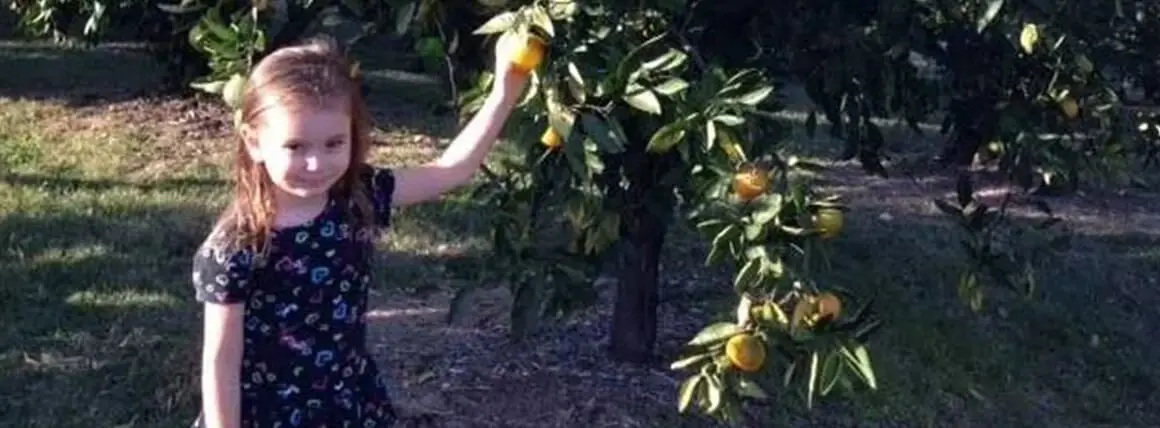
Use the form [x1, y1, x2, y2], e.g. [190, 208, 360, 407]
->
[245, 103, 352, 202]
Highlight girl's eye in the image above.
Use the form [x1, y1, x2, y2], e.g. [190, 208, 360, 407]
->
[283, 143, 301, 151]
[326, 140, 345, 149]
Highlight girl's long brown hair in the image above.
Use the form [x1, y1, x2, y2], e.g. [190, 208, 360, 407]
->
[206, 35, 375, 259]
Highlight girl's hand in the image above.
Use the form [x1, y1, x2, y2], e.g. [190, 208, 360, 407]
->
[492, 32, 539, 99]
[387, 31, 536, 207]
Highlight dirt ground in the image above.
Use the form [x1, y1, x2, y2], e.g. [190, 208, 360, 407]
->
[7, 56, 1158, 426]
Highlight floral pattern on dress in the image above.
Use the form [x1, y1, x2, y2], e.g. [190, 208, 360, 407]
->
[191, 166, 400, 427]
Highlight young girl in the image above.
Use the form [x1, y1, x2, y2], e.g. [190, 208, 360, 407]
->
[190, 35, 528, 427]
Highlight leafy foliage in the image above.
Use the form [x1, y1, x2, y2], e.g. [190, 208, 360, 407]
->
[7, 0, 1160, 424]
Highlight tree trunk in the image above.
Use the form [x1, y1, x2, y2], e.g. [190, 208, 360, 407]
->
[609, 209, 668, 363]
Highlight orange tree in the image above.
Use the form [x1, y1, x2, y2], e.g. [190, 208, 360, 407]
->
[446, 0, 1160, 424]
[453, 1, 881, 423]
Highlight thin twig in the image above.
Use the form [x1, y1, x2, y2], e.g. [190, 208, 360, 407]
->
[672, 0, 709, 73]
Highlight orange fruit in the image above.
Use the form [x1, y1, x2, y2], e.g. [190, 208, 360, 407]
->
[732, 168, 770, 202]
[506, 33, 547, 74]
[813, 207, 844, 240]
[540, 127, 562, 151]
[725, 333, 766, 372]
[815, 292, 842, 322]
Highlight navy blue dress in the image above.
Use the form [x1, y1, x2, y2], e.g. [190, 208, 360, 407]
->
[191, 166, 400, 427]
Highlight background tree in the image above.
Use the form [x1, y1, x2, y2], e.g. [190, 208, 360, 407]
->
[8, 0, 1159, 424]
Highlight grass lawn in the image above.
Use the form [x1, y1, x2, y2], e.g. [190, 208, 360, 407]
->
[2, 38, 1159, 428]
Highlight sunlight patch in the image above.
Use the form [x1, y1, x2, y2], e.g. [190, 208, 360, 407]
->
[65, 290, 179, 309]
[366, 306, 444, 320]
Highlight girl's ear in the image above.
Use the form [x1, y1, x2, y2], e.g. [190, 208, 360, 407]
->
[239, 124, 263, 163]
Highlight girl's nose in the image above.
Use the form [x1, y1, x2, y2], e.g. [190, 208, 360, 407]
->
[304, 156, 320, 171]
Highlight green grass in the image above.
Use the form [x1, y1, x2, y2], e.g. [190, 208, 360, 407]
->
[2, 39, 1159, 428]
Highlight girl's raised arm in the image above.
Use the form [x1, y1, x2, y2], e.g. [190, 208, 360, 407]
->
[390, 41, 531, 207]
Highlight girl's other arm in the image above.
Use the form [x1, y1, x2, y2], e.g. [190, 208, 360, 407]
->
[390, 69, 527, 207]
[199, 302, 245, 428]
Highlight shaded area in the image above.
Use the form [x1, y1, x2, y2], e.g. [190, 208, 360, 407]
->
[0, 173, 225, 193]
[0, 35, 459, 140]
[811, 208, 1160, 427]
[360, 200, 1160, 427]
[0, 177, 498, 428]
[3, 28, 1159, 428]
[0, 200, 216, 428]
[0, 40, 166, 105]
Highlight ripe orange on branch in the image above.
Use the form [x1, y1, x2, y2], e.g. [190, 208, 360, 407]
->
[815, 292, 842, 322]
[725, 333, 767, 372]
[732, 166, 771, 202]
[499, 31, 547, 75]
[540, 127, 562, 151]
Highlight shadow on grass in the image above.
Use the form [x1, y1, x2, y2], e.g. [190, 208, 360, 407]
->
[0, 201, 216, 428]
[0, 35, 459, 140]
[0, 40, 165, 106]
[8, 172, 1152, 427]
[0, 177, 496, 428]
[1, 172, 225, 193]
[683, 206, 1160, 427]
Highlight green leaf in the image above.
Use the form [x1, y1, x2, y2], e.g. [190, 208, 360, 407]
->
[696, 218, 727, 233]
[473, 11, 517, 35]
[736, 377, 770, 399]
[714, 114, 745, 126]
[670, 353, 712, 371]
[806, 351, 819, 409]
[580, 113, 625, 154]
[677, 374, 703, 413]
[1019, 23, 1039, 54]
[734, 258, 760, 292]
[221, 73, 246, 109]
[646, 121, 687, 153]
[641, 48, 688, 72]
[706, 374, 723, 413]
[976, 0, 1004, 33]
[704, 120, 717, 150]
[583, 147, 606, 175]
[529, 4, 555, 37]
[654, 78, 689, 96]
[687, 322, 742, 346]
[839, 343, 878, 389]
[546, 90, 576, 139]
[713, 222, 740, 246]
[548, 0, 578, 20]
[1076, 55, 1094, 74]
[735, 85, 774, 106]
[566, 62, 586, 103]
[819, 351, 843, 396]
[393, 1, 416, 36]
[762, 256, 784, 279]
[706, 224, 739, 266]
[744, 245, 768, 262]
[623, 85, 662, 115]
[752, 194, 782, 225]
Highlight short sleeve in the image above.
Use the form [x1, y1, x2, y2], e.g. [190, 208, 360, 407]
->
[362, 165, 396, 228]
[191, 243, 256, 304]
